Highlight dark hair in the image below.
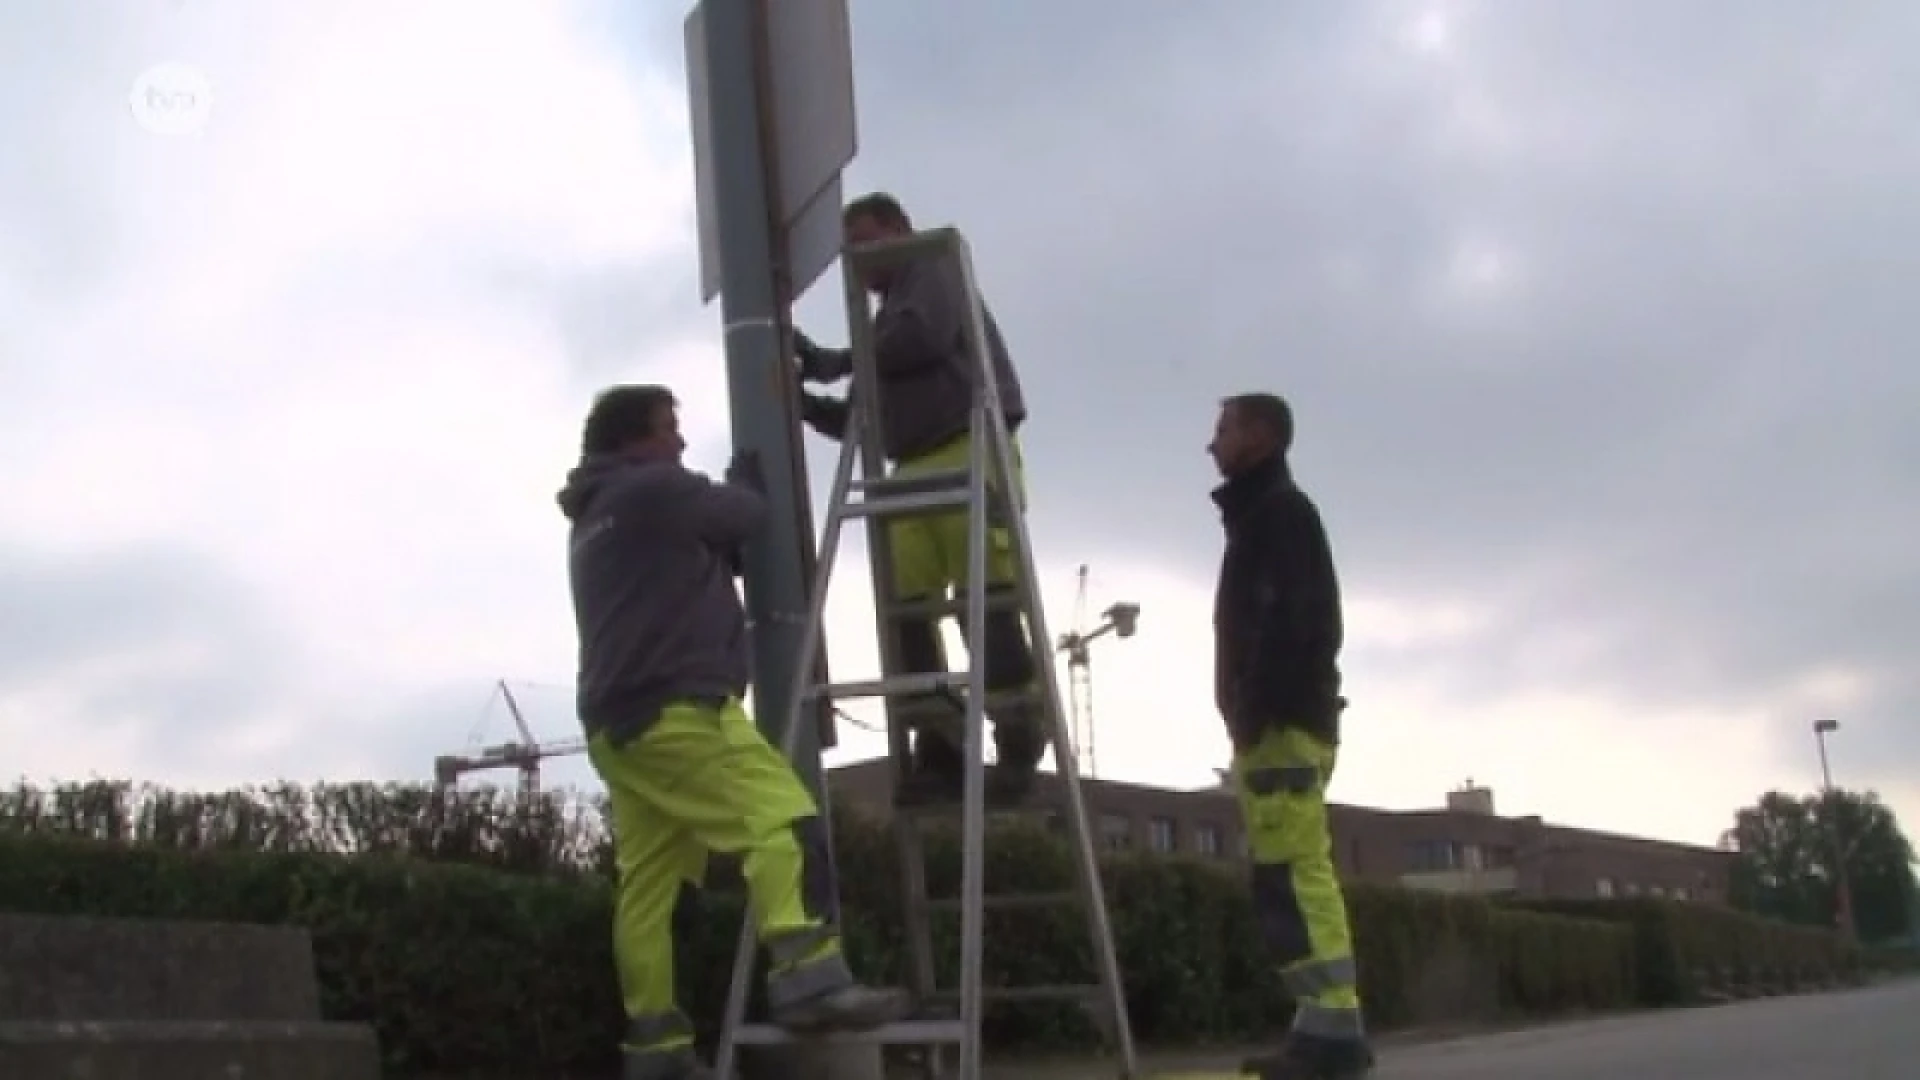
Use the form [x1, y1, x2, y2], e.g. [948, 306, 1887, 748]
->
[1222, 392, 1294, 452]
[582, 385, 676, 454]
[844, 191, 912, 231]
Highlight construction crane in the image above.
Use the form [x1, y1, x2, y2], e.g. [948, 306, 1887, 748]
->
[431, 679, 585, 799]
[1054, 564, 1140, 781]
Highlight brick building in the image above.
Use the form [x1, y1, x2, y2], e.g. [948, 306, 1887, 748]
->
[827, 758, 1733, 904]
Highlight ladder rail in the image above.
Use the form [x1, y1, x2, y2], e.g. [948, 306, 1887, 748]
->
[946, 232, 1139, 1072]
[841, 239, 944, 1033]
[842, 244, 918, 792]
[713, 405, 865, 1080]
[956, 387, 993, 1080]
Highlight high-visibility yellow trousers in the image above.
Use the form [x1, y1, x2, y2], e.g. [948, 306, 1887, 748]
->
[884, 433, 1046, 764]
[1231, 726, 1368, 1041]
[588, 697, 850, 1057]
[886, 432, 1026, 600]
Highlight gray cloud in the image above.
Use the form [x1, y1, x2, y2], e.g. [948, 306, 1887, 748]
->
[0, 544, 298, 776]
[5, 0, 1915, 822]
[473, 251, 707, 382]
[816, 1, 1920, 794]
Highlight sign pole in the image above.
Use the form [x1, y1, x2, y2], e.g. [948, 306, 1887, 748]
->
[689, 0, 878, 1075]
[697, 0, 823, 791]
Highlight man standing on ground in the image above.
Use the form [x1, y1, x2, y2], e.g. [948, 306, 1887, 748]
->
[789, 191, 1046, 806]
[559, 385, 907, 1080]
[1208, 392, 1375, 1080]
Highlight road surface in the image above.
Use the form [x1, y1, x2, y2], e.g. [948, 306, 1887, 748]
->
[1365, 979, 1914, 1079]
[991, 979, 1917, 1079]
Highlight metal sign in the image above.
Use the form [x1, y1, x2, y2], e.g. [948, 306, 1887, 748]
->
[687, 0, 858, 303]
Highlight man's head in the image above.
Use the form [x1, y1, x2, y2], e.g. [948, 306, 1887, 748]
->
[1208, 392, 1294, 478]
[581, 384, 684, 463]
[843, 191, 913, 293]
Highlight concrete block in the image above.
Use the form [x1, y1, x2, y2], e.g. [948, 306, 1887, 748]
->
[0, 913, 322, 1023]
[0, 1020, 380, 1080]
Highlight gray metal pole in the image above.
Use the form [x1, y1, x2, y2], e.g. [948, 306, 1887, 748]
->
[700, 5, 880, 1077]
[700, 0, 824, 793]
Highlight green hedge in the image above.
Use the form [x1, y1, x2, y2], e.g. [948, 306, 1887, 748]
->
[1863, 942, 1920, 975]
[0, 807, 1638, 1075]
[1509, 898, 1861, 1004]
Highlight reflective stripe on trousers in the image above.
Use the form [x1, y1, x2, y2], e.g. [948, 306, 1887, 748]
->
[1232, 726, 1367, 1039]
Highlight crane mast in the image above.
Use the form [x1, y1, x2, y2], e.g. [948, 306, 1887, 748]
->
[1054, 565, 1140, 782]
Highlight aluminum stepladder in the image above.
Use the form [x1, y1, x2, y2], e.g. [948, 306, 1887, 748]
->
[712, 226, 1138, 1080]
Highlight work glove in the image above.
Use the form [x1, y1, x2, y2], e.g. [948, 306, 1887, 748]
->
[724, 448, 766, 494]
[798, 391, 850, 442]
[792, 328, 851, 383]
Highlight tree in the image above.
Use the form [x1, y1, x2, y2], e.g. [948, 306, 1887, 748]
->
[1725, 787, 1920, 943]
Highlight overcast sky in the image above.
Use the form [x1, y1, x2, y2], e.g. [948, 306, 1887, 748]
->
[3, 0, 1915, 851]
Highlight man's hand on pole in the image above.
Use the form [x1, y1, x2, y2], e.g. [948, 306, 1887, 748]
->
[724, 448, 767, 493]
[797, 391, 850, 442]
[791, 327, 852, 384]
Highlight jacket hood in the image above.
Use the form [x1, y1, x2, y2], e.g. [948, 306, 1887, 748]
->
[557, 452, 631, 521]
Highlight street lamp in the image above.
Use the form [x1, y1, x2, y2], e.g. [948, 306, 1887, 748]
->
[1813, 718, 1856, 942]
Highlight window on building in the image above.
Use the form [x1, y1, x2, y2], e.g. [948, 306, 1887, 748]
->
[1673, 886, 1690, 902]
[1148, 816, 1178, 854]
[1407, 839, 1461, 872]
[1099, 814, 1132, 852]
[1486, 845, 1517, 869]
[1462, 843, 1486, 871]
[1194, 822, 1223, 857]
[1595, 877, 1616, 898]
[1649, 885, 1666, 898]
[1623, 882, 1641, 897]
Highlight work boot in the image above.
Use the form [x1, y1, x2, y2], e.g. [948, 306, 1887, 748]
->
[893, 764, 962, 807]
[770, 982, 911, 1033]
[894, 725, 965, 807]
[1242, 1035, 1374, 1078]
[622, 1046, 713, 1080]
[986, 760, 1037, 804]
[986, 709, 1044, 804]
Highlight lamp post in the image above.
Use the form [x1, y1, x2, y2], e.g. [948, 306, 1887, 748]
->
[1813, 718, 1857, 942]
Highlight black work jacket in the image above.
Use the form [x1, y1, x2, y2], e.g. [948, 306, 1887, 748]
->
[1211, 453, 1346, 746]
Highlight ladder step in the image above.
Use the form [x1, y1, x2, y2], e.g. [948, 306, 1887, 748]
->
[813, 676, 1042, 712]
[887, 687, 1037, 721]
[926, 890, 1078, 913]
[727, 1018, 965, 1047]
[810, 672, 967, 701]
[853, 469, 972, 497]
[925, 984, 1104, 1006]
[841, 488, 974, 520]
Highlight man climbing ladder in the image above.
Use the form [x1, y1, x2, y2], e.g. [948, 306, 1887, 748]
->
[714, 216, 1136, 1080]
[791, 191, 1048, 806]
[558, 386, 909, 1080]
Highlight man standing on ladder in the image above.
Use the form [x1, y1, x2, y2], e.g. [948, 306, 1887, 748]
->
[558, 385, 907, 1080]
[789, 192, 1046, 807]
[1208, 391, 1375, 1080]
